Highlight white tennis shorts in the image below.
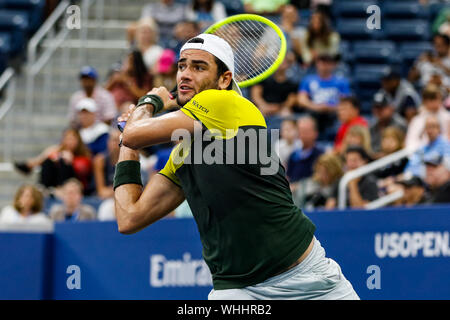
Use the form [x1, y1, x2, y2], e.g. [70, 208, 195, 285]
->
[208, 237, 360, 300]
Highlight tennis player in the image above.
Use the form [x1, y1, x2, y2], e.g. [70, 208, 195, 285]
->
[114, 34, 359, 300]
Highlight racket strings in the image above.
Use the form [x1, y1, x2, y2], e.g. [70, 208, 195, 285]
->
[211, 19, 282, 84]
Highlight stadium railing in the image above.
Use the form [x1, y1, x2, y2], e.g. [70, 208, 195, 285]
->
[0, 66, 16, 162]
[338, 146, 418, 210]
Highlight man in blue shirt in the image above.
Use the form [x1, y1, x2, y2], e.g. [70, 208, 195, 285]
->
[404, 115, 450, 179]
[297, 53, 350, 135]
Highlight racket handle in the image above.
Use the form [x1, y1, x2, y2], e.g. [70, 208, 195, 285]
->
[117, 121, 126, 132]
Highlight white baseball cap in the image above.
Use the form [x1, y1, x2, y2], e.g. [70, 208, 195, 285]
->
[180, 33, 242, 96]
[75, 97, 97, 113]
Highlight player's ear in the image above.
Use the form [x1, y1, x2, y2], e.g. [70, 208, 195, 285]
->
[218, 71, 233, 90]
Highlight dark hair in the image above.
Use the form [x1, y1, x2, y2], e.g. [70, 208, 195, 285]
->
[193, 0, 213, 12]
[214, 56, 233, 90]
[307, 11, 332, 48]
[340, 96, 361, 111]
[433, 33, 450, 46]
[345, 145, 372, 162]
[130, 49, 152, 88]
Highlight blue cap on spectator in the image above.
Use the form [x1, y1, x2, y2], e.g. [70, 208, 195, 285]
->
[79, 66, 98, 79]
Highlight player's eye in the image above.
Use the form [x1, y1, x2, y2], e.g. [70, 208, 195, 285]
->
[178, 64, 186, 71]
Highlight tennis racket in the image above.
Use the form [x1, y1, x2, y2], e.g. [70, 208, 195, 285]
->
[118, 14, 286, 132]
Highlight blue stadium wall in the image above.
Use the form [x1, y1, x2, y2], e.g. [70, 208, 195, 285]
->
[0, 205, 449, 300]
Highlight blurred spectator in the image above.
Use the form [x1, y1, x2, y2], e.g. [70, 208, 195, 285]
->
[297, 53, 351, 132]
[279, 5, 306, 62]
[0, 185, 50, 225]
[344, 146, 378, 208]
[409, 34, 450, 89]
[327, 145, 378, 209]
[294, 152, 344, 210]
[76, 98, 109, 157]
[273, 118, 302, 167]
[339, 125, 372, 159]
[424, 156, 450, 204]
[397, 176, 430, 206]
[374, 126, 408, 178]
[49, 179, 96, 222]
[378, 68, 421, 123]
[287, 116, 324, 186]
[14, 128, 92, 193]
[432, 7, 450, 37]
[140, 0, 186, 40]
[242, 0, 288, 15]
[186, 0, 227, 31]
[370, 92, 407, 156]
[171, 21, 201, 58]
[153, 49, 177, 91]
[299, 11, 340, 67]
[251, 51, 298, 126]
[404, 115, 450, 179]
[68, 66, 117, 126]
[106, 50, 153, 110]
[135, 18, 164, 72]
[334, 96, 368, 154]
[405, 84, 450, 151]
[92, 129, 120, 200]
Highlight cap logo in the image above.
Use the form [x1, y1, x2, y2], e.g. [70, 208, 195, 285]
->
[187, 37, 205, 44]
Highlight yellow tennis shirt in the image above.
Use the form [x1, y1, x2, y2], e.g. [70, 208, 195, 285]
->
[159, 89, 316, 290]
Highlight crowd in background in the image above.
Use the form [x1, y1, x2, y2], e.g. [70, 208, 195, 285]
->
[1, 0, 450, 226]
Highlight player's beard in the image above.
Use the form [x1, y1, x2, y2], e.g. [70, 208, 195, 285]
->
[177, 76, 220, 107]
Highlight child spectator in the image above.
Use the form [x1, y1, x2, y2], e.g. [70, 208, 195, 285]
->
[328, 146, 379, 209]
[76, 98, 109, 157]
[49, 179, 96, 222]
[0, 184, 50, 225]
[339, 125, 372, 159]
[273, 118, 301, 167]
[374, 126, 408, 179]
[294, 153, 344, 210]
[370, 92, 407, 156]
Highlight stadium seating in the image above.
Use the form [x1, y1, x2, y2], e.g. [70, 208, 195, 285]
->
[399, 41, 434, 75]
[332, 1, 379, 18]
[0, 10, 28, 55]
[352, 64, 389, 101]
[352, 40, 398, 65]
[336, 19, 384, 41]
[384, 20, 430, 41]
[382, 2, 430, 20]
[0, 0, 45, 33]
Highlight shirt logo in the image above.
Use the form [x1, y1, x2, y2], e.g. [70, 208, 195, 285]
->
[192, 100, 209, 114]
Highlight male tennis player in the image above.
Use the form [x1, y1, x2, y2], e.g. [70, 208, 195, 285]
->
[114, 34, 359, 300]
